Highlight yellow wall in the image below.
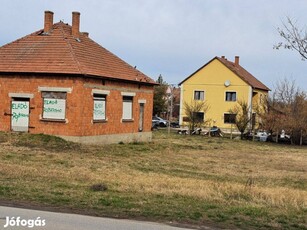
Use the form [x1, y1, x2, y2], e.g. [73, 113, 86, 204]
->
[180, 59, 252, 129]
[251, 89, 269, 128]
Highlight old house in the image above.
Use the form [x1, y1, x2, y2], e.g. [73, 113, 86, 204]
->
[0, 11, 156, 144]
[179, 56, 270, 131]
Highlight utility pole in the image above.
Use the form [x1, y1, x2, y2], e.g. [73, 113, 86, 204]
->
[166, 85, 174, 135]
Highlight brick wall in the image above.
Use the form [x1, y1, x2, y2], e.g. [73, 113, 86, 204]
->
[0, 74, 154, 138]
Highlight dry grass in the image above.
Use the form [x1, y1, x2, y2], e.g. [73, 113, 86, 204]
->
[0, 131, 306, 229]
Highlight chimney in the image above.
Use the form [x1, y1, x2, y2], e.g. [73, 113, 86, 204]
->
[221, 56, 225, 59]
[72, 11, 80, 38]
[44, 11, 54, 34]
[235, 56, 240, 66]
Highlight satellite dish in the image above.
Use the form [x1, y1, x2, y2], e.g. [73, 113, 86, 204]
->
[224, 80, 231, 87]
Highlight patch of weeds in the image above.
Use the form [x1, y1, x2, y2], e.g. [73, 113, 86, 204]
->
[53, 159, 71, 168]
[2, 153, 16, 160]
[224, 190, 253, 202]
[233, 206, 268, 218]
[12, 133, 80, 152]
[97, 196, 134, 209]
[189, 211, 203, 220]
[279, 177, 307, 190]
[130, 141, 145, 145]
[213, 212, 229, 222]
[176, 144, 204, 150]
[50, 191, 64, 196]
[202, 203, 219, 211]
[0, 185, 11, 196]
[90, 183, 108, 192]
[54, 182, 71, 189]
[50, 196, 72, 205]
[0, 132, 9, 143]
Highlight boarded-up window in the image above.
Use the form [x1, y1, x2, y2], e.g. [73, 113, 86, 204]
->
[122, 96, 133, 120]
[93, 94, 106, 120]
[42, 92, 67, 120]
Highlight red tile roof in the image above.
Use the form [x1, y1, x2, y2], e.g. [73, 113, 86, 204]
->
[0, 22, 155, 84]
[217, 57, 270, 91]
[179, 56, 270, 91]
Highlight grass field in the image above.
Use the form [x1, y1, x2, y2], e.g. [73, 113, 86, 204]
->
[0, 131, 306, 229]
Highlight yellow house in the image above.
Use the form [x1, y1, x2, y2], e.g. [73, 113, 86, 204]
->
[179, 56, 270, 131]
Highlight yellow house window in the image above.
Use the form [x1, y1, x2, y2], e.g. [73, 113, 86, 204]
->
[194, 91, 204, 100]
[224, 113, 236, 124]
[225, 92, 236, 101]
[193, 112, 204, 122]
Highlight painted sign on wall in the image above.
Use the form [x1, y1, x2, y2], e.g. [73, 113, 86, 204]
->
[43, 98, 66, 120]
[11, 101, 29, 132]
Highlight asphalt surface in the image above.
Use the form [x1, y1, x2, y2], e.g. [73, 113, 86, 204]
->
[0, 206, 198, 230]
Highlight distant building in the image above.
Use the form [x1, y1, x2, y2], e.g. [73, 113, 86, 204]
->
[179, 56, 270, 130]
[165, 86, 180, 119]
[0, 11, 156, 144]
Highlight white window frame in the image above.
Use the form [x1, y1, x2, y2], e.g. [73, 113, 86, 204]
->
[122, 96, 133, 121]
[225, 91, 237, 102]
[194, 90, 205, 101]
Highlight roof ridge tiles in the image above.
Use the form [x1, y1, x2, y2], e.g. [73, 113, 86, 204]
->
[58, 23, 83, 75]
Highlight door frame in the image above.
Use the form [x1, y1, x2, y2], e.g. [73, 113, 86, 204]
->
[9, 93, 34, 132]
[138, 103, 145, 132]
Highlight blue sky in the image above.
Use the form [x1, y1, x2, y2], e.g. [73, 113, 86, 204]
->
[1, 0, 306, 91]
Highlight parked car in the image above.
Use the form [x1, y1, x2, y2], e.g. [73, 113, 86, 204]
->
[170, 121, 180, 128]
[152, 116, 168, 127]
[243, 130, 268, 141]
[255, 131, 269, 142]
[151, 121, 159, 130]
[267, 132, 291, 144]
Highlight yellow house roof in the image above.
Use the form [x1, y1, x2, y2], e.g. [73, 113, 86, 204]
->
[179, 56, 270, 91]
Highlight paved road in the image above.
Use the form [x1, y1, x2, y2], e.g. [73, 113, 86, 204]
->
[0, 206, 198, 230]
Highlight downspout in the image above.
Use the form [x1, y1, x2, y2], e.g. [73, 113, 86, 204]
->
[179, 84, 184, 126]
[248, 86, 253, 131]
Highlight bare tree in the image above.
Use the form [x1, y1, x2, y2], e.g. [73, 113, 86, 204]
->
[274, 17, 307, 60]
[183, 100, 210, 133]
[263, 78, 307, 145]
[229, 100, 251, 140]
